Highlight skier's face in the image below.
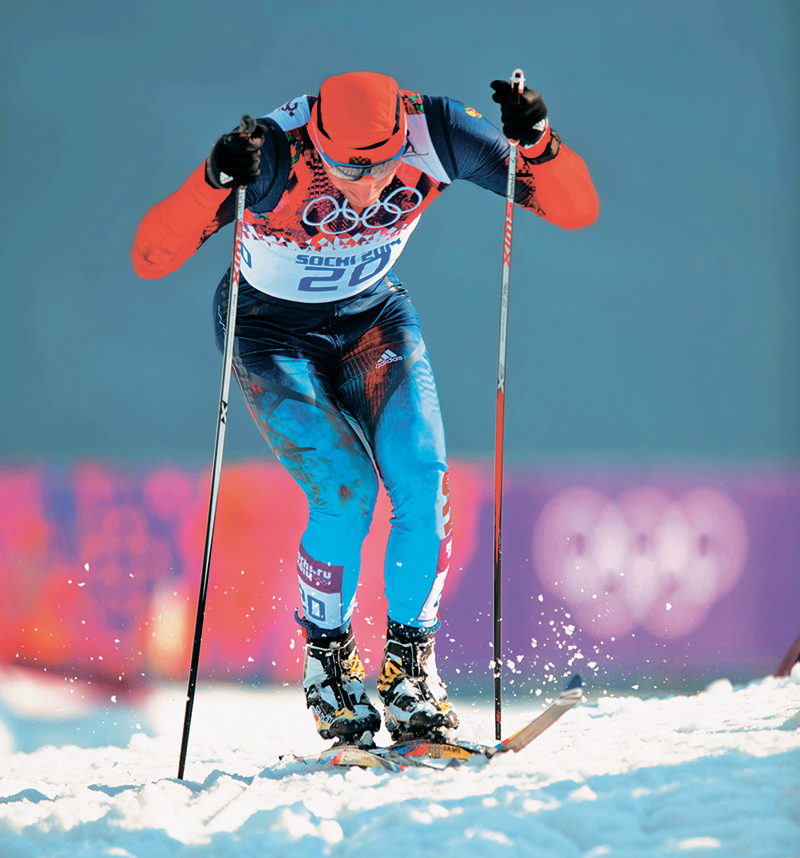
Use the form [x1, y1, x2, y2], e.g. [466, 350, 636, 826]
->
[322, 161, 400, 210]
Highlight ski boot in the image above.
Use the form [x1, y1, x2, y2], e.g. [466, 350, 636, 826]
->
[377, 621, 459, 742]
[303, 626, 381, 744]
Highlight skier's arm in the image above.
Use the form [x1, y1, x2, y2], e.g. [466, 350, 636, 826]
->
[132, 117, 288, 279]
[424, 94, 599, 230]
[514, 139, 599, 230]
[131, 164, 233, 279]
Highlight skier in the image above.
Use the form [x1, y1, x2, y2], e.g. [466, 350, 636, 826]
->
[132, 71, 598, 745]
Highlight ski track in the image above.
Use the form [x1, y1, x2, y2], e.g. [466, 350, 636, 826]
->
[1, 668, 799, 858]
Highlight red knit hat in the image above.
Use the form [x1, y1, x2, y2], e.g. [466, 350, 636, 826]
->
[308, 71, 407, 165]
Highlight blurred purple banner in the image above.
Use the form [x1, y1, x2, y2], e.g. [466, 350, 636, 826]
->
[443, 465, 800, 687]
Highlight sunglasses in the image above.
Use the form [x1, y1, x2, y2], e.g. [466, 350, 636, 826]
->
[320, 145, 406, 182]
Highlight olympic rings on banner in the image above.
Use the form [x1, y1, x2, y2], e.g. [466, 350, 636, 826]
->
[302, 187, 424, 235]
[531, 487, 748, 639]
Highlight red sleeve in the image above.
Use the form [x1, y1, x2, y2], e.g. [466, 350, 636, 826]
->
[131, 162, 234, 279]
[516, 131, 599, 230]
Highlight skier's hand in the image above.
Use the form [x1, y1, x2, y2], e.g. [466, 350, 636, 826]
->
[205, 115, 267, 190]
[489, 80, 548, 146]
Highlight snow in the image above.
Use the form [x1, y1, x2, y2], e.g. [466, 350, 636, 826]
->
[1, 666, 799, 857]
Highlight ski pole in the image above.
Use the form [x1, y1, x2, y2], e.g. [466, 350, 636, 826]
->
[177, 118, 254, 780]
[493, 68, 525, 741]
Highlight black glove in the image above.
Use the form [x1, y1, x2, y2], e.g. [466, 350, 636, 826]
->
[205, 115, 267, 190]
[489, 80, 548, 146]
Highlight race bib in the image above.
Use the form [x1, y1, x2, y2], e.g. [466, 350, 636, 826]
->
[240, 188, 422, 302]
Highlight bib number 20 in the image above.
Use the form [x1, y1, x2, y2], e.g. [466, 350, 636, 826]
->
[298, 254, 392, 292]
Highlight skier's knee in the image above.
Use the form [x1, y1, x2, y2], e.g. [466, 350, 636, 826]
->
[308, 465, 379, 535]
[388, 462, 448, 530]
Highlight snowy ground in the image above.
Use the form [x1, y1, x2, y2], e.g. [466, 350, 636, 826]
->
[1, 667, 799, 858]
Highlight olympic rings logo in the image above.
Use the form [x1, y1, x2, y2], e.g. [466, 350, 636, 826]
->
[301, 187, 424, 235]
[531, 487, 748, 640]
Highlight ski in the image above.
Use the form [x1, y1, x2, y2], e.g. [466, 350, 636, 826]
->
[489, 673, 584, 755]
[285, 743, 405, 772]
[285, 674, 583, 771]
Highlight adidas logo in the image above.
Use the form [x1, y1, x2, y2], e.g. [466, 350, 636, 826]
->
[375, 349, 404, 369]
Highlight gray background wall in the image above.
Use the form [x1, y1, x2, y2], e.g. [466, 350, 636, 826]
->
[1, 0, 797, 464]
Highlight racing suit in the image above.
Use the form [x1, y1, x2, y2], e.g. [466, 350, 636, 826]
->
[132, 89, 599, 637]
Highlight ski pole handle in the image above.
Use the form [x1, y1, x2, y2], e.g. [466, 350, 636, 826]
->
[507, 69, 526, 141]
[236, 114, 258, 137]
[510, 69, 525, 99]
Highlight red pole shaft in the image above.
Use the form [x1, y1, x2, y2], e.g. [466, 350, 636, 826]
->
[493, 69, 525, 741]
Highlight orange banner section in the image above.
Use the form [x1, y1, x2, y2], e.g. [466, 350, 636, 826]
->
[0, 462, 485, 689]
